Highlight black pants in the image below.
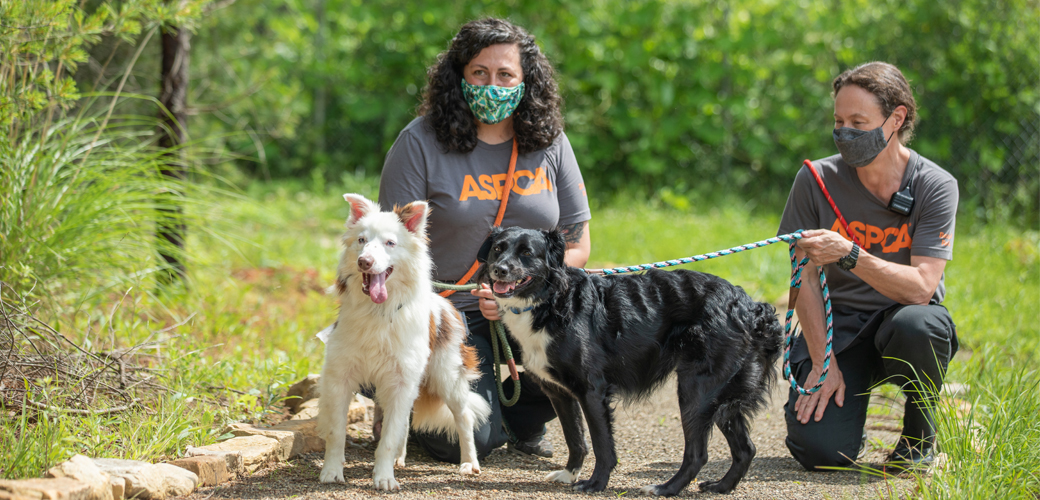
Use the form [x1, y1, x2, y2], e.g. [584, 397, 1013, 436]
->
[411, 311, 558, 463]
[784, 304, 957, 470]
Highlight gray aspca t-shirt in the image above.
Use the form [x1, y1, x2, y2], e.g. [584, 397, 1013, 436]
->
[378, 116, 591, 312]
[778, 150, 958, 314]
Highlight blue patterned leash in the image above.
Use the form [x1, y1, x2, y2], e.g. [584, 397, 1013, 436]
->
[583, 230, 833, 395]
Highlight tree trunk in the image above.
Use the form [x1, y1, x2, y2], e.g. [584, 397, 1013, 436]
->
[157, 21, 191, 285]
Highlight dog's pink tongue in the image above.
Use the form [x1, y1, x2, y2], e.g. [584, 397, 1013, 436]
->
[369, 271, 388, 304]
[493, 281, 515, 294]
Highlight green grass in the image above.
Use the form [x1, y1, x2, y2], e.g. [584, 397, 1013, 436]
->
[2, 180, 1037, 499]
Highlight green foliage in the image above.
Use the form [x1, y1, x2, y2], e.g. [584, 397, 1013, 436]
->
[0, 98, 186, 304]
[189, 0, 1038, 223]
[0, 0, 210, 130]
[924, 359, 1040, 498]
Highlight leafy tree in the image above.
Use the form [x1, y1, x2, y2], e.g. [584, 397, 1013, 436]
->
[170, 0, 1040, 223]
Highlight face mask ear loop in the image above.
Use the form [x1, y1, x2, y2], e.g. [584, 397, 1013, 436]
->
[881, 112, 899, 145]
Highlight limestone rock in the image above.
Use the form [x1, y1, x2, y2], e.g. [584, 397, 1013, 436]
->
[270, 419, 324, 454]
[188, 435, 278, 473]
[0, 478, 92, 500]
[291, 399, 320, 421]
[183, 447, 243, 477]
[167, 456, 228, 487]
[348, 394, 370, 424]
[151, 465, 196, 498]
[45, 455, 113, 500]
[223, 423, 302, 460]
[88, 459, 197, 500]
[107, 478, 123, 500]
[285, 374, 320, 414]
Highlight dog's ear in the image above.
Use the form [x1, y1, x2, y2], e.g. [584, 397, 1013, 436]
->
[477, 227, 503, 264]
[543, 227, 567, 269]
[394, 201, 428, 235]
[343, 193, 378, 225]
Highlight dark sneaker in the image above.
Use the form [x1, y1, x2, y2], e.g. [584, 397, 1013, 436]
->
[507, 434, 554, 458]
[885, 438, 935, 471]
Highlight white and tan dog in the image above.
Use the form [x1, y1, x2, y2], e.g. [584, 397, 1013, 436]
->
[317, 194, 490, 491]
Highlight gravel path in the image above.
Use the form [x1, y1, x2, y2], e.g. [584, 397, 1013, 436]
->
[185, 372, 913, 499]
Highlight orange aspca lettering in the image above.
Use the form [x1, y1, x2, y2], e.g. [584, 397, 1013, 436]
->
[460, 175, 494, 200]
[829, 219, 911, 253]
[940, 231, 953, 247]
[458, 167, 553, 201]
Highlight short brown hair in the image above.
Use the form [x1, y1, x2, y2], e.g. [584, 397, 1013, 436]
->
[833, 62, 918, 144]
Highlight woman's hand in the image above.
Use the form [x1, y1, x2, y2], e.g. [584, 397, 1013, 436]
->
[797, 229, 854, 266]
[471, 283, 501, 321]
[794, 358, 846, 424]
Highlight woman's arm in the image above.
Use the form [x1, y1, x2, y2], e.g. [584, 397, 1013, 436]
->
[560, 220, 591, 268]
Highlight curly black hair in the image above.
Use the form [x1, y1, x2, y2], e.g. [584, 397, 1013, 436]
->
[418, 18, 564, 155]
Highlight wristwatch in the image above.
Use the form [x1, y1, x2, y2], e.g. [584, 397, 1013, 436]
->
[837, 243, 860, 271]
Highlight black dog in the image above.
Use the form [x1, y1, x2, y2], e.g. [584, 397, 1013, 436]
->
[477, 227, 783, 496]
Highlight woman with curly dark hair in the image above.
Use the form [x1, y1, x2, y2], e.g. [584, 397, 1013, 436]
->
[378, 18, 591, 463]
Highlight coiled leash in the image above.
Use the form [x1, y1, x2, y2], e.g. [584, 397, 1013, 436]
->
[432, 281, 521, 407]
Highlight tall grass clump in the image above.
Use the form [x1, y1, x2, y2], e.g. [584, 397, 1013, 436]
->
[0, 0, 248, 479]
[0, 98, 191, 306]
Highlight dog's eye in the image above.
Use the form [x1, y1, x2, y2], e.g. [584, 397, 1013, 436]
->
[523, 251, 532, 256]
[358, 237, 366, 245]
[385, 240, 396, 248]
[494, 245, 501, 253]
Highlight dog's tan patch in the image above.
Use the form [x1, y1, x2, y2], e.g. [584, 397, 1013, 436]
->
[427, 308, 456, 353]
[449, 310, 479, 371]
[428, 313, 439, 352]
[393, 203, 431, 242]
[460, 342, 479, 372]
[413, 383, 443, 420]
[335, 275, 347, 295]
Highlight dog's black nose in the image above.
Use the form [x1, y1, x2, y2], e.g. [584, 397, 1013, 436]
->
[358, 255, 374, 271]
[492, 264, 509, 279]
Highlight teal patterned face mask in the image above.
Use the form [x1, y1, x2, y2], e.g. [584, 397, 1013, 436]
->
[461, 79, 526, 125]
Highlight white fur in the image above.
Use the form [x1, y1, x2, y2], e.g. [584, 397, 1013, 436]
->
[547, 467, 582, 484]
[496, 297, 563, 389]
[317, 194, 491, 490]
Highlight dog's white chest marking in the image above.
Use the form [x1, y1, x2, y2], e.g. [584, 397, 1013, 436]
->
[501, 310, 558, 386]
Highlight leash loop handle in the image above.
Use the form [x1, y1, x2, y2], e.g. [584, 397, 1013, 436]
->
[490, 320, 521, 407]
[782, 241, 835, 396]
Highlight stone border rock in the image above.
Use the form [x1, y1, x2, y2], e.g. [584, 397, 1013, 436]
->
[5, 375, 371, 500]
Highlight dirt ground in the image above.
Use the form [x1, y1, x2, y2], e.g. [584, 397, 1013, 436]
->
[183, 370, 916, 500]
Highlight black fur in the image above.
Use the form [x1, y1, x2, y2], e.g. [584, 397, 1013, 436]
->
[477, 227, 784, 496]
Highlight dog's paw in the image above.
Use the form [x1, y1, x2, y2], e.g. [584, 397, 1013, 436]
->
[394, 456, 406, 468]
[458, 462, 480, 475]
[318, 465, 345, 484]
[638, 484, 662, 496]
[546, 468, 579, 484]
[373, 474, 400, 492]
[572, 478, 607, 492]
[699, 480, 736, 494]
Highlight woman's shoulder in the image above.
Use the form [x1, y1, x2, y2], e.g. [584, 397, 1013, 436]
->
[399, 115, 435, 141]
[910, 150, 957, 187]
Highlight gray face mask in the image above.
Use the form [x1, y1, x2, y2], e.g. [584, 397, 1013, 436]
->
[832, 114, 896, 168]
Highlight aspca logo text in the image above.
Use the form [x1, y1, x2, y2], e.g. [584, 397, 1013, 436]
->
[829, 219, 912, 253]
[459, 167, 553, 201]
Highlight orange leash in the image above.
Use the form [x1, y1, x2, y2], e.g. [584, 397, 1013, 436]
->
[439, 139, 519, 298]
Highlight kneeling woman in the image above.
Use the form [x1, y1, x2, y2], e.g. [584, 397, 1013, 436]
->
[377, 18, 592, 461]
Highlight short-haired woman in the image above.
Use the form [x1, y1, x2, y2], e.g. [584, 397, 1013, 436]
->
[379, 18, 591, 462]
[778, 61, 958, 470]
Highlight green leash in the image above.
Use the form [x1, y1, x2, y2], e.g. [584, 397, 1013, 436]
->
[432, 281, 521, 407]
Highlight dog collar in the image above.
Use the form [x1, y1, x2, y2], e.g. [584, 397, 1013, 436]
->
[507, 305, 535, 314]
